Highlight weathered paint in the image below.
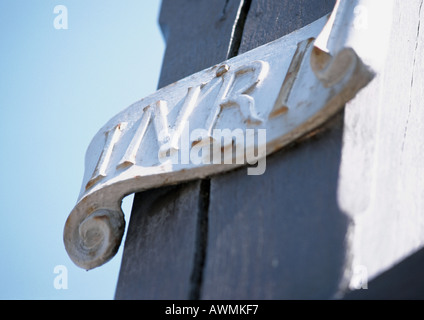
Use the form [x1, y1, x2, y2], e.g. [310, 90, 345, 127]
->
[64, 0, 382, 270]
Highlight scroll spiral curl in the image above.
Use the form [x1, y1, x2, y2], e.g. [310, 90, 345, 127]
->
[64, 206, 125, 270]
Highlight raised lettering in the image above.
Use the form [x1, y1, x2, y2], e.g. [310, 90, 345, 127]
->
[119, 86, 202, 168]
[86, 122, 127, 190]
[205, 61, 269, 136]
[270, 38, 314, 118]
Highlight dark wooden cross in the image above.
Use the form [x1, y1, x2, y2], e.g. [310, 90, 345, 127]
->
[112, 0, 424, 300]
[115, 0, 342, 300]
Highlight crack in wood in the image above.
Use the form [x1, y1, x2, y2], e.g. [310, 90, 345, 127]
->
[189, 179, 211, 300]
[221, 0, 230, 19]
[402, 0, 423, 154]
[227, 0, 253, 58]
[190, 0, 253, 299]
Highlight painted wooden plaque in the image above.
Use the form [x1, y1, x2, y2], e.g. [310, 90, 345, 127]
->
[64, 1, 381, 270]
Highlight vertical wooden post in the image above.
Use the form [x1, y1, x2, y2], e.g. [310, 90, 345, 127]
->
[116, 0, 424, 299]
[116, 0, 341, 300]
[115, 0, 247, 300]
[201, 0, 346, 300]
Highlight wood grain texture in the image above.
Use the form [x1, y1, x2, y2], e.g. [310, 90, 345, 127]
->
[115, 182, 201, 300]
[113, 0, 424, 299]
[201, 0, 347, 299]
[158, 0, 245, 88]
[238, 0, 336, 54]
[202, 115, 349, 299]
[115, 0, 244, 299]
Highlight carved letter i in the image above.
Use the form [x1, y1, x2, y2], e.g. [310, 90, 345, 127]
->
[85, 122, 127, 190]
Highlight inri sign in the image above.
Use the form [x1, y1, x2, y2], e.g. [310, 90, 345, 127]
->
[64, 1, 375, 270]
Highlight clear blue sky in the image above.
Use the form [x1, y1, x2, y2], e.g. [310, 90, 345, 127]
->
[0, 1, 164, 299]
